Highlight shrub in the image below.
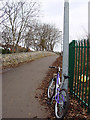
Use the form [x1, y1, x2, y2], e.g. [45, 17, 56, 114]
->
[1, 49, 12, 54]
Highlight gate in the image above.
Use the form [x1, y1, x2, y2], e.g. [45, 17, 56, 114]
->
[68, 39, 90, 113]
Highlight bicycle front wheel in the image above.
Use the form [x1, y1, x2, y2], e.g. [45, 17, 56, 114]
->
[48, 78, 56, 99]
[55, 89, 69, 119]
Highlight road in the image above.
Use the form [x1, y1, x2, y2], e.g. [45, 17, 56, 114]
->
[2, 55, 58, 118]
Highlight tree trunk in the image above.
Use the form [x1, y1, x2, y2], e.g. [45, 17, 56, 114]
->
[15, 44, 19, 53]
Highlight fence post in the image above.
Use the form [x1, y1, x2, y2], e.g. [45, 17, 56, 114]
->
[74, 41, 78, 96]
[88, 39, 90, 113]
[79, 41, 83, 102]
[68, 40, 75, 94]
[81, 40, 86, 106]
[76, 41, 80, 98]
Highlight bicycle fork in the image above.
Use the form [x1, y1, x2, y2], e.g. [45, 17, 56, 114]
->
[50, 77, 61, 104]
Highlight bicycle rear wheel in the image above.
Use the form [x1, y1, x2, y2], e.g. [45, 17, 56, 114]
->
[48, 78, 56, 99]
[55, 89, 69, 119]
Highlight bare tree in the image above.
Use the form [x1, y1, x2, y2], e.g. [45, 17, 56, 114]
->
[23, 21, 38, 51]
[1, 0, 60, 52]
[38, 24, 60, 51]
[2, 27, 12, 53]
[24, 23, 60, 51]
[47, 25, 60, 51]
[0, 0, 8, 24]
[1, 0, 40, 52]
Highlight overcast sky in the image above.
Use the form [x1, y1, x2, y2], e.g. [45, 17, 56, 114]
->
[1, 0, 89, 41]
[0, 0, 89, 51]
[37, 0, 89, 42]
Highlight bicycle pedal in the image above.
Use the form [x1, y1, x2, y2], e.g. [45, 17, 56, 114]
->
[47, 100, 52, 105]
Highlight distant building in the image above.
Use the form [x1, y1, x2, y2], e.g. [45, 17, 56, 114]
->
[88, 1, 90, 38]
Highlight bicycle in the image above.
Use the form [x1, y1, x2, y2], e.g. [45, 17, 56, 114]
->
[47, 66, 70, 119]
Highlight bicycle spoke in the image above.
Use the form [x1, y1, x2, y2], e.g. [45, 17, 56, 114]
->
[55, 89, 69, 119]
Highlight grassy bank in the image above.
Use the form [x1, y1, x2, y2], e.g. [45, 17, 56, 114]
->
[1, 51, 56, 69]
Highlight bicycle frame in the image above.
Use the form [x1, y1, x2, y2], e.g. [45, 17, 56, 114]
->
[48, 66, 70, 119]
[55, 72, 65, 104]
[48, 66, 69, 104]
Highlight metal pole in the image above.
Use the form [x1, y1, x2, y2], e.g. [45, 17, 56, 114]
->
[62, 0, 69, 89]
[88, 1, 90, 38]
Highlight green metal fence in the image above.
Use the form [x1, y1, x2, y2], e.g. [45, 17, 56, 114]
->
[68, 39, 90, 113]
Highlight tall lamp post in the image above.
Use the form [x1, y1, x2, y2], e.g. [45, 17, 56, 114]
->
[88, 1, 90, 39]
[62, 0, 69, 89]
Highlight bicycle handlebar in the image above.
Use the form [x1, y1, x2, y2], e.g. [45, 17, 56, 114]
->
[49, 66, 57, 69]
[49, 66, 62, 71]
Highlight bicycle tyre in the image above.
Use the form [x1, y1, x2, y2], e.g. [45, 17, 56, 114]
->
[55, 89, 69, 119]
[48, 78, 56, 99]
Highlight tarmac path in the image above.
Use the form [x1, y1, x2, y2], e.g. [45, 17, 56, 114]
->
[2, 55, 58, 118]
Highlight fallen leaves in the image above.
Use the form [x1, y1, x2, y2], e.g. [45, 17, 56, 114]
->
[36, 56, 90, 119]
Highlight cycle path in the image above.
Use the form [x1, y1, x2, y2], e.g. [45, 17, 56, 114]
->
[2, 55, 58, 118]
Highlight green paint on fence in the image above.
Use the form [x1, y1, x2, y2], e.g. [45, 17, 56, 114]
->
[85, 40, 89, 109]
[76, 41, 80, 99]
[74, 41, 78, 96]
[69, 39, 90, 113]
[81, 40, 86, 106]
[79, 40, 83, 102]
[68, 40, 75, 94]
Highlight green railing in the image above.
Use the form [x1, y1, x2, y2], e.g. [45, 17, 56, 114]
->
[68, 39, 90, 113]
